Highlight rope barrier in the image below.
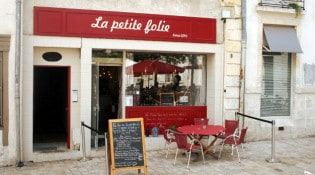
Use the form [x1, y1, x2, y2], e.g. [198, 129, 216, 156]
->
[235, 112, 278, 163]
[80, 121, 109, 175]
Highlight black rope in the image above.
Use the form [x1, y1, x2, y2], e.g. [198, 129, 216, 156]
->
[81, 121, 103, 135]
[235, 112, 273, 124]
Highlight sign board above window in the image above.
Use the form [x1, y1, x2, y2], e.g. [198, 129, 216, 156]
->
[34, 6, 216, 44]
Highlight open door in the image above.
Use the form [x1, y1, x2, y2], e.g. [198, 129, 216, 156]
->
[91, 63, 121, 148]
[33, 66, 70, 151]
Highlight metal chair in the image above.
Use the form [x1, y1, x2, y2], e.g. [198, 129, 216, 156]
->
[218, 127, 248, 163]
[173, 131, 205, 169]
[163, 129, 176, 159]
[213, 119, 239, 153]
[218, 119, 239, 139]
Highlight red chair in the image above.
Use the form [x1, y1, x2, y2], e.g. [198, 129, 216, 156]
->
[218, 127, 248, 163]
[194, 118, 209, 125]
[219, 119, 239, 139]
[163, 129, 176, 159]
[173, 131, 205, 169]
[213, 119, 239, 152]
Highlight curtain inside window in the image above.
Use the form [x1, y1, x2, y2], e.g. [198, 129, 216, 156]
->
[261, 53, 291, 116]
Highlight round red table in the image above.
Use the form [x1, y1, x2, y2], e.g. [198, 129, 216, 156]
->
[177, 124, 225, 136]
[177, 124, 226, 160]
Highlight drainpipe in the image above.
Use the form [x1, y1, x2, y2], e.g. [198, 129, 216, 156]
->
[15, 0, 24, 167]
[239, 0, 247, 127]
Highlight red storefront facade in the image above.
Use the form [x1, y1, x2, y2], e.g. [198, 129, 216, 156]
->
[34, 7, 217, 133]
[34, 7, 216, 43]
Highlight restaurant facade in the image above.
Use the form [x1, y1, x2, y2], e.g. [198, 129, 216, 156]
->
[1, 0, 231, 164]
[1, 0, 315, 166]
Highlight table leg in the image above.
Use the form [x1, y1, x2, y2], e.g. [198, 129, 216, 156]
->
[193, 136, 219, 161]
[203, 136, 219, 159]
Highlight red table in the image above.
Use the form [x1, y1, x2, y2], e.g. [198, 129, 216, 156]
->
[177, 124, 225, 160]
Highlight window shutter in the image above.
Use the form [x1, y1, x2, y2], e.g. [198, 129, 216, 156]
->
[261, 53, 291, 116]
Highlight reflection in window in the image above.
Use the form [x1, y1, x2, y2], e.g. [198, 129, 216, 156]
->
[125, 52, 207, 106]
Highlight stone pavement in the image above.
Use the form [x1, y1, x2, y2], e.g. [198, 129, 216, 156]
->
[1, 137, 314, 175]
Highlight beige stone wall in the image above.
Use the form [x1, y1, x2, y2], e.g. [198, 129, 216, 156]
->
[221, 0, 243, 119]
[0, 0, 17, 167]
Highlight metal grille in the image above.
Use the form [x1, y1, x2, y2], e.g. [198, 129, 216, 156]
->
[258, 0, 305, 10]
[261, 53, 291, 117]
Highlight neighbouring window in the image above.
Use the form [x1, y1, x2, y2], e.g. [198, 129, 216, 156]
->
[125, 52, 207, 106]
[261, 52, 291, 116]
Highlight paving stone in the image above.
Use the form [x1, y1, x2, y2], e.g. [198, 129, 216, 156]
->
[0, 137, 314, 175]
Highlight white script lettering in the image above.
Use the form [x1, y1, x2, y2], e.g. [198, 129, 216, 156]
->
[144, 19, 170, 34]
[110, 19, 142, 32]
[91, 16, 109, 28]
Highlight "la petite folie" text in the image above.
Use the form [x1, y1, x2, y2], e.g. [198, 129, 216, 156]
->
[91, 16, 170, 34]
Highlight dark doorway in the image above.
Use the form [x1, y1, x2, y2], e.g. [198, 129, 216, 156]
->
[98, 66, 120, 134]
[33, 66, 69, 150]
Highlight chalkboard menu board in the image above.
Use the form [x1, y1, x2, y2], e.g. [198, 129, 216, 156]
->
[160, 93, 174, 106]
[109, 118, 147, 175]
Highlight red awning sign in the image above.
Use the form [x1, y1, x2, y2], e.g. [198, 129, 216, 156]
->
[34, 7, 216, 44]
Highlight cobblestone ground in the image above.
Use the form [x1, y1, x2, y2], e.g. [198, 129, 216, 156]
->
[1, 137, 315, 175]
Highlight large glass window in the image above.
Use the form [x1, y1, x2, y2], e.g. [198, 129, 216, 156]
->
[125, 52, 207, 106]
[261, 52, 291, 116]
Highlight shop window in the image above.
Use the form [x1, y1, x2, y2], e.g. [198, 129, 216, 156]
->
[125, 52, 207, 106]
[261, 52, 291, 116]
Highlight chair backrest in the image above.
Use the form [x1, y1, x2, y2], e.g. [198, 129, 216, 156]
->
[224, 120, 239, 136]
[163, 129, 175, 142]
[236, 127, 248, 145]
[174, 132, 189, 150]
[194, 118, 209, 125]
[223, 127, 248, 145]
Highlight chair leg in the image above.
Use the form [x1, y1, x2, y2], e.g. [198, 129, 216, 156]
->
[187, 151, 191, 169]
[165, 142, 171, 159]
[231, 145, 234, 155]
[174, 148, 179, 165]
[218, 143, 225, 160]
[235, 145, 241, 163]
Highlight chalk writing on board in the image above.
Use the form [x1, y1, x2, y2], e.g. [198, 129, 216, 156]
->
[112, 121, 144, 168]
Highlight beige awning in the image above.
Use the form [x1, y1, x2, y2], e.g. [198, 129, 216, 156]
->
[263, 26, 303, 53]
